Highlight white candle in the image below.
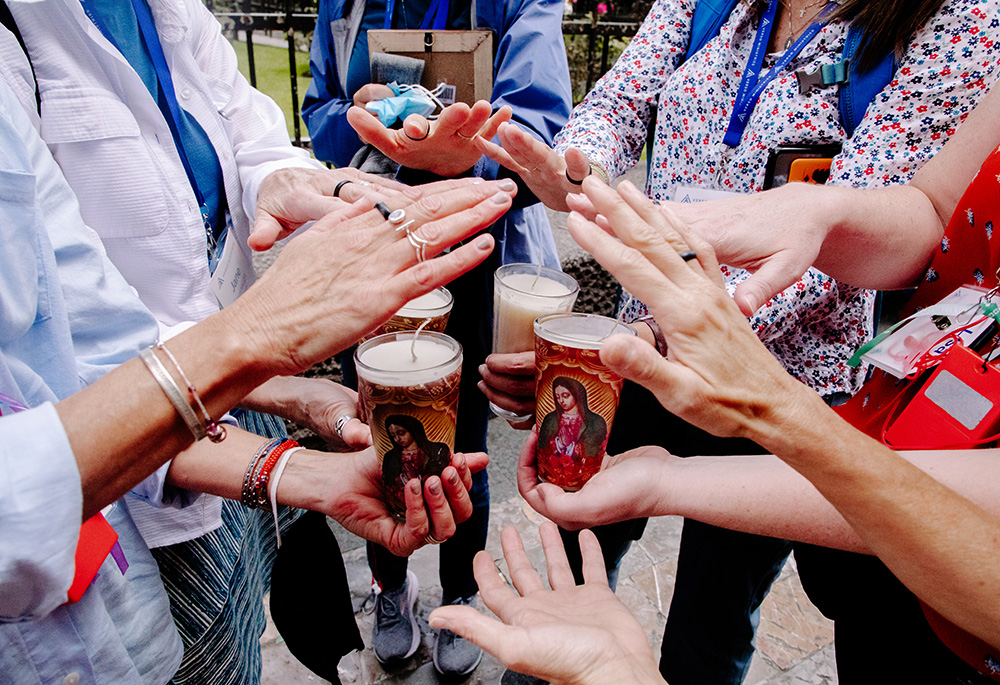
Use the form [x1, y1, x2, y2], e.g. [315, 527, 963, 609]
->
[396, 288, 452, 318]
[357, 337, 461, 385]
[494, 273, 575, 354]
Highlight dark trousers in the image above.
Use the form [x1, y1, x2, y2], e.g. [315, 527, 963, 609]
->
[796, 544, 997, 684]
[560, 380, 790, 685]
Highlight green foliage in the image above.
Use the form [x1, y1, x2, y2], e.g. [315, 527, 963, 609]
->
[564, 33, 630, 104]
[228, 38, 313, 139]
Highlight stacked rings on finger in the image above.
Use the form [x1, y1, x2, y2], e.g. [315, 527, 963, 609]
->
[333, 179, 354, 198]
[374, 201, 392, 220]
[424, 534, 444, 545]
[565, 166, 592, 186]
[406, 226, 429, 263]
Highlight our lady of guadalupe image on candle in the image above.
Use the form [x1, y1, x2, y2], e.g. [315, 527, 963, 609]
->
[381, 414, 451, 509]
[536, 376, 609, 490]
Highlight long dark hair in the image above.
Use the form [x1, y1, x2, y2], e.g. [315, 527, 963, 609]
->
[829, 0, 946, 72]
[385, 414, 435, 453]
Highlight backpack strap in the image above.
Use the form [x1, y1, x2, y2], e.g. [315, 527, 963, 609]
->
[839, 25, 896, 138]
[687, 0, 741, 58]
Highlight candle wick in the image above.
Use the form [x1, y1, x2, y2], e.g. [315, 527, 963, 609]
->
[411, 319, 431, 362]
[605, 293, 633, 340]
[530, 248, 543, 291]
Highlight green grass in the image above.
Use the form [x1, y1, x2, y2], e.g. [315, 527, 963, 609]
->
[228, 38, 313, 140]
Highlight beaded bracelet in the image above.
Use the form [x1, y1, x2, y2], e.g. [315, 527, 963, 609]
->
[241, 438, 284, 508]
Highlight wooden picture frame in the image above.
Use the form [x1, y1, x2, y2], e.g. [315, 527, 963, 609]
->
[368, 30, 494, 106]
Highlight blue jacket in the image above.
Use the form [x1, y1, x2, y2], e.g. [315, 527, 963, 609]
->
[302, 0, 572, 266]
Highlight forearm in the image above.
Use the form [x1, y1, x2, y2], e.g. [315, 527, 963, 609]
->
[809, 183, 943, 290]
[57, 309, 271, 519]
[755, 399, 1000, 648]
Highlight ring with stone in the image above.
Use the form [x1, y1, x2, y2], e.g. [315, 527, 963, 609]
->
[388, 208, 406, 225]
[374, 201, 392, 221]
[334, 414, 353, 440]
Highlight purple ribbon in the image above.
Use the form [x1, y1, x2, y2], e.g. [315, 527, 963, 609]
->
[0, 391, 29, 415]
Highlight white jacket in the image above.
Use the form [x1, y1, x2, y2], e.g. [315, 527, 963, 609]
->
[5, 0, 321, 326]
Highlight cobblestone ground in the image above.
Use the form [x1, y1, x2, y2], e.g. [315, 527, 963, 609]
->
[256, 168, 838, 683]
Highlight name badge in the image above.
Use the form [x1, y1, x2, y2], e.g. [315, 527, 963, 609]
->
[672, 186, 745, 204]
[210, 213, 255, 309]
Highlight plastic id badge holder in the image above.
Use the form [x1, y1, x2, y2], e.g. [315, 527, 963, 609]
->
[884, 344, 1000, 449]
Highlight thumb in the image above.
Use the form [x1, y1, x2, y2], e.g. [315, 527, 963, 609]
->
[733, 256, 805, 316]
[429, 606, 519, 663]
[600, 333, 670, 390]
[248, 213, 283, 251]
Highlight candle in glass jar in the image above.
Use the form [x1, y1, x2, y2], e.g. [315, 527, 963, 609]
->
[397, 288, 451, 318]
[356, 338, 458, 381]
[493, 271, 579, 354]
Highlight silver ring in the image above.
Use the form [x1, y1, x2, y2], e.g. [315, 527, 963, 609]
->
[334, 414, 353, 440]
[456, 131, 474, 141]
[424, 534, 444, 545]
[395, 219, 416, 234]
[406, 229, 427, 262]
[358, 180, 372, 187]
[388, 208, 406, 225]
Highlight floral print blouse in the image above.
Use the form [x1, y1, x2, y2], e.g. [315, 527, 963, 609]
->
[555, 0, 1000, 395]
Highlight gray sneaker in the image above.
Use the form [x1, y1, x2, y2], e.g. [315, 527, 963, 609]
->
[433, 594, 483, 678]
[500, 669, 548, 685]
[370, 570, 420, 665]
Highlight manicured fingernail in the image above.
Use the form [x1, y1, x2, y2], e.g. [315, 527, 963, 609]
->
[498, 179, 517, 192]
[492, 192, 509, 204]
[476, 235, 492, 249]
[428, 480, 442, 495]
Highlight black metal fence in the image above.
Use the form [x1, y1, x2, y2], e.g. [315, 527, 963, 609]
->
[211, 4, 642, 148]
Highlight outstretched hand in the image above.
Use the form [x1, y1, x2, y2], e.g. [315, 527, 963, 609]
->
[429, 523, 664, 685]
[566, 177, 810, 444]
[476, 122, 593, 213]
[348, 101, 512, 177]
[299, 448, 486, 557]
[517, 429, 677, 531]
[250, 167, 412, 251]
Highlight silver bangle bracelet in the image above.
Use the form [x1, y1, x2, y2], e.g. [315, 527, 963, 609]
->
[140, 346, 207, 441]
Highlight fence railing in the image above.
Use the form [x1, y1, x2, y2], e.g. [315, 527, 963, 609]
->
[214, 9, 641, 148]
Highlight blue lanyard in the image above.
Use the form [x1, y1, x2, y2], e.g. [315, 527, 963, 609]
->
[722, 0, 836, 148]
[384, 0, 450, 30]
[84, 0, 216, 252]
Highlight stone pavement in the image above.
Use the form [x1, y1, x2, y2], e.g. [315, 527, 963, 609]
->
[260, 418, 838, 685]
[257, 166, 838, 683]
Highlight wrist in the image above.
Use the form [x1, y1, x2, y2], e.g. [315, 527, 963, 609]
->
[274, 448, 341, 512]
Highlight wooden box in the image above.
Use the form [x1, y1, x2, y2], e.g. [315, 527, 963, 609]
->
[368, 30, 494, 106]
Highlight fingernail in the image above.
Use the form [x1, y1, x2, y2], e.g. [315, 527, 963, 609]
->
[492, 192, 510, 204]
[410, 480, 421, 495]
[470, 177, 484, 184]
[476, 235, 492, 249]
[428, 480, 442, 495]
[498, 178, 517, 192]
[478, 364, 487, 375]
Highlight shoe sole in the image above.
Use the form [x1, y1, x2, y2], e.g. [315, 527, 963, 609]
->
[373, 570, 421, 665]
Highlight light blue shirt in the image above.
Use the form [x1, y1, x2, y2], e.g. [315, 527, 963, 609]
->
[0, 72, 183, 684]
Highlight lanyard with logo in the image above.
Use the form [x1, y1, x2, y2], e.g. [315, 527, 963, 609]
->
[384, 0, 451, 30]
[0, 391, 128, 603]
[722, 0, 836, 148]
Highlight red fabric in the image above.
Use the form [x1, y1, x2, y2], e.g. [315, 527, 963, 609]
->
[67, 513, 118, 604]
[834, 144, 1000, 680]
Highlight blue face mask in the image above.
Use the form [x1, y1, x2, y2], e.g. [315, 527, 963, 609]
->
[364, 82, 443, 127]
[365, 93, 437, 126]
